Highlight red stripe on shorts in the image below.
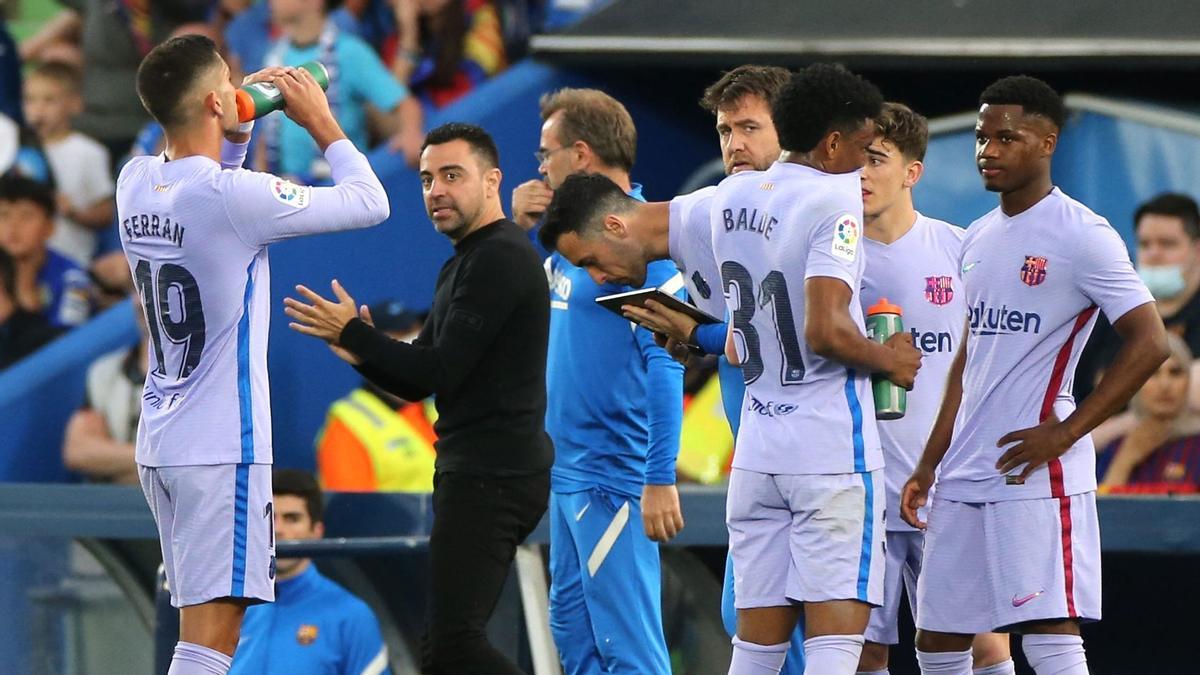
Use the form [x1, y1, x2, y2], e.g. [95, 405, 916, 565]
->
[1039, 305, 1094, 619]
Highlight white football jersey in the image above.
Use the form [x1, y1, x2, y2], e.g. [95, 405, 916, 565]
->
[668, 186, 726, 319]
[117, 139, 388, 467]
[861, 213, 965, 530]
[710, 162, 882, 475]
[942, 188, 1153, 502]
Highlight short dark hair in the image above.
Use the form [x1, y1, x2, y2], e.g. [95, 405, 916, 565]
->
[539, 88, 637, 173]
[273, 469, 324, 524]
[136, 34, 224, 128]
[539, 173, 635, 252]
[0, 248, 14, 300]
[979, 75, 1066, 130]
[875, 102, 929, 162]
[0, 173, 56, 218]
[30, 61, 82, 94]
[772, 63, 884, 154]
[421, 122, 500, 170]
[700, 65, 792, 114]
[1135, 192, 1200, 240]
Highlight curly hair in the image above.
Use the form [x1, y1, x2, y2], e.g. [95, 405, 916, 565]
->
[979, 75, 1065, 130]
[771, 63, 883, 154]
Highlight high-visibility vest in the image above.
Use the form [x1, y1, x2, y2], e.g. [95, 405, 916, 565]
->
[675, 374, 735, 485]
[315, 388, 437, 492]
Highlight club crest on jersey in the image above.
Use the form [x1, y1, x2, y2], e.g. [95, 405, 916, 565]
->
[832, 214, 860, 261]
[271, 178, 311, 209]
[1020, 255, 1048, 286]
[924, 276, 954, 305]
[296, 624, 319, 645]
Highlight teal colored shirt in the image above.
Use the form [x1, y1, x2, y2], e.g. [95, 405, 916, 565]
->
[265, 24, 408, 180]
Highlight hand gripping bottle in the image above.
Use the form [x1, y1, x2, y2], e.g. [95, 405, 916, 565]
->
[866, 298, 906, 420]
[235, 62, 330, 123]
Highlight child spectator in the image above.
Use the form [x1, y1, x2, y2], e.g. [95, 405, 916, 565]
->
[0, 174, 90, 328]
[23, 62, 114, 266]
[1098, 332, 1200, 494]
[261, 0, 425, 178]
[0, 247, 61, 370]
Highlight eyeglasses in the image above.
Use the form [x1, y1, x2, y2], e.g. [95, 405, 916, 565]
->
[534, 146, 571, 165]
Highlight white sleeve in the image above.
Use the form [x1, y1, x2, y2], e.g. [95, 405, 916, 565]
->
[804, 207, 862, 289]
[222, 139, 390, 248]
[219, 138, 251, 170]
[1074, 220, 1154, 323]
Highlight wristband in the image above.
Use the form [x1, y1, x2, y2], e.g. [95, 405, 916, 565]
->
[237, 119, 255, 134]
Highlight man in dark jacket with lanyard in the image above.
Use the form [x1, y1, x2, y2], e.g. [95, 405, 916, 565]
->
[285, 122, 552, 675]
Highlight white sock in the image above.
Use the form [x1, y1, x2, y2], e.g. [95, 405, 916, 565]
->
[729, 637, 790, 675]
[916, 648, 972, 674]
[1023, 634, 1088, 675]
[973, 659, 1016, 675]
[857, 669, 890, 675]
[804, 634, 865, 674]
[167, 641, 232, 675]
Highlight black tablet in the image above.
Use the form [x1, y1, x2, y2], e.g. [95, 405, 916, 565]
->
[594, 288, 721, 325]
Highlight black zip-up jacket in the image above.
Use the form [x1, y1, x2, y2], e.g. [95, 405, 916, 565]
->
[340, 219, 553, 475]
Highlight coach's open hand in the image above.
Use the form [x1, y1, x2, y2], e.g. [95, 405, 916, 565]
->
[995, 413, 1075, 482]
[642, 484, 684, 543]
[285, 279, 360, 344]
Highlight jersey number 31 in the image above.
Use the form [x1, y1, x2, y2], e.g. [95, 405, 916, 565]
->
[721, 260, 805, 386]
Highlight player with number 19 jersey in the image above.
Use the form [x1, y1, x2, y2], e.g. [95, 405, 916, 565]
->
[710, 161, 884, 611]
[710, 162, 882, 475]
[117, 136, 388, 607]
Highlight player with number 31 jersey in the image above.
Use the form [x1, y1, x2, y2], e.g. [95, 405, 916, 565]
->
[711, 65, 921, 675]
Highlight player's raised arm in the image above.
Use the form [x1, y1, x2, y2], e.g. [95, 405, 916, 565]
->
[226, 67, 390, 247]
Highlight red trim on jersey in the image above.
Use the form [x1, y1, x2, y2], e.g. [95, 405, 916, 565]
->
[1057, 495, 1078, 618]
[1038, 305, 1095, 620]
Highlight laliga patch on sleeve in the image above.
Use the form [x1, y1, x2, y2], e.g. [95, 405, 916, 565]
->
[831, 213, 860, 261]
[270, 178, 311, 209]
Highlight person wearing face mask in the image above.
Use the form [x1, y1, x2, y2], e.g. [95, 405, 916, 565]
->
[1076, 193, 1200, 404]
[314, 299, 437, 492]
[1096, 333, 1200, 493]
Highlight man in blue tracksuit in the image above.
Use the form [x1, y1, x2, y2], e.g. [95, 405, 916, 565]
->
[231, 470, 390, 675]
[514, 87, 685, 673]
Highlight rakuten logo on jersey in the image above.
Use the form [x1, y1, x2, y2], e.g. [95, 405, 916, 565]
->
[747, 395, 798, 417]
[970, 301, 1042, 336]
[910, 328, 954, 354]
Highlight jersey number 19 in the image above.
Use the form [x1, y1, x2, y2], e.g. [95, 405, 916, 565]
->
[134, 259, 207, 381]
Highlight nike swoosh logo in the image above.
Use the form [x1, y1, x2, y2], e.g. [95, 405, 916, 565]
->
[575, 503, 590, 522]
[1011, 590, 1044, 607]
[962, 261, 981, 274]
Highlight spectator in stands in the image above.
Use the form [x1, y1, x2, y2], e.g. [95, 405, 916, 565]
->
[1078, 193, 1200, 404]
[19, 0, 210, 170]
[0, 174, 89, 328]
[0, 247, 61, 370]
[0, 114, 56, 186]
[231, 469, 393, 675]
[23, 62, 114, 266]
[1097, 332, 1200, 494]
[260, 0, 425, 177]
[388, 0, 508, 109]
[315, 299, 437, 492]
[61, 291, 145, 484]
[225, 0, 360, 79]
